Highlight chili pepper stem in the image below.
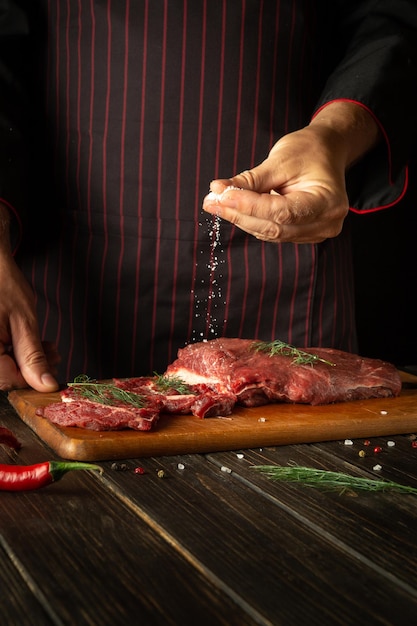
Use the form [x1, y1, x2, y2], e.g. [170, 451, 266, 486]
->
[48, 461, 103, 483]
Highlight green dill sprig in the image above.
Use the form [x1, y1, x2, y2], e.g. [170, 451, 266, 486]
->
[153, 372, 194, 395]
[252, 463, 417, 495]
[68, 375, 145, 408]
[252, 340, 335, 367]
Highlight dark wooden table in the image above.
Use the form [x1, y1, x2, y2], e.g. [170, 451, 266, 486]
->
[1, 390, 417, 626]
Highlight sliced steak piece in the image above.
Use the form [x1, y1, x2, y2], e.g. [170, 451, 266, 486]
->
[113, 377, 198, 414]
[36, 400, 160, 431]
[37, 373, 236, 430]
[113, 378, 236, 418]
[36, 385, 161, 431]
[165, 338, 402, 406]
[188, 390, 237, 418]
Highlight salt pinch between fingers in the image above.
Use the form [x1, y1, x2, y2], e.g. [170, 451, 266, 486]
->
[206, 185, 244, 203]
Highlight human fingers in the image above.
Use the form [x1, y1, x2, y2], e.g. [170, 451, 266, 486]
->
[203, 187, 346, 243]
[209, 156, 283, 196]
[0, 340, 61, 392]
[7, 325, 60, 392]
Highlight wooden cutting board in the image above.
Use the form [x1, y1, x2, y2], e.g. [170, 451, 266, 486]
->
[8, 372, 417, 461]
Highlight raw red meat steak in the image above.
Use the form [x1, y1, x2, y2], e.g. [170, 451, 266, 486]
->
[36, 386, 161, 431]
[36, 339, 402, 432]
[36, 373, 237, 431]
[164, 338, 402, 406]
[112, 377, 236, 418]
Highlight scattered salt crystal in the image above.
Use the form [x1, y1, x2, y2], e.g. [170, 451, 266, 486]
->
[177, 463, 185, 470]
[373, 464, 382, 471]
[258, 417, 267, 423]
[236, 453, 244, 459]
[387, 441, 395, 447]
[380, 410, 388, 415]
[344, 439, 354, 446]
[221, 466, 232, 474]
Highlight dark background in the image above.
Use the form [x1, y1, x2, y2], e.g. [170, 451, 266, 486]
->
[351, 156, 417, 367]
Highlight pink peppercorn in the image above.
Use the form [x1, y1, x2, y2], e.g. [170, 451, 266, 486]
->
[412, 441, 417, 449]
[134, 466, 145, 475]
[373, 446, 383, 454]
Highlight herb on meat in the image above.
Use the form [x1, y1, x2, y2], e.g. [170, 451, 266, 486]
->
[252, 463, 417, 495]
[68, 376, 145, 408]
[252, 340, 335, 366]
[153, 373, 194, 395]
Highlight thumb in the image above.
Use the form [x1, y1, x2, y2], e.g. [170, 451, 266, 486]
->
[13, 333, 59, 392]
[210, 160, 278, 195]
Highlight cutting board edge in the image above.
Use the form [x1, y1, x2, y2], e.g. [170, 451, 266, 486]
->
[7, 386, 417, 462]
[12, 419, 417, 462]
[31, 423, 417, 462]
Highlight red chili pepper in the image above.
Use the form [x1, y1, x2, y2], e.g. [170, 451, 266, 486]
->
[0, 461, 102, 491]
[0, 427, 21, 450]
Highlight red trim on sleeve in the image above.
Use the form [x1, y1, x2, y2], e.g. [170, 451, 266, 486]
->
[313, 98, 409, 214]
[349, 165, 409, 214]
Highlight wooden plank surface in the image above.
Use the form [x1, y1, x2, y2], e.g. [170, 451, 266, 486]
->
[0, 541, 56, 626]
[7, 375, 417, 461]
[0, 401, 264, 626]
[88, 448, 417, 625]
[2, 393, 417, 626]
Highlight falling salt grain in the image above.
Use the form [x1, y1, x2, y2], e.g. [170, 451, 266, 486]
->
[373, 464, 382, 472]
[387, 441, 396, 448]
[380, 410, 388, 415]
[344, 439, 354, 446]
[221, 466, 232, 474]
[177, 463, 185, 470]
[236, 453, 244, 459]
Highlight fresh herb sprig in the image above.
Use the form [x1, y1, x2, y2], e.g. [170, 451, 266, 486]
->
[252, 463, 417, 495]
[68, 375, 145, 408]
[252, 340, 335, 367]
[153, 373, 194, 395]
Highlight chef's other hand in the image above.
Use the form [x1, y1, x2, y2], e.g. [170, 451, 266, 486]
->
[203, 102, 380, 244]
[0, 250, 60, 392]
